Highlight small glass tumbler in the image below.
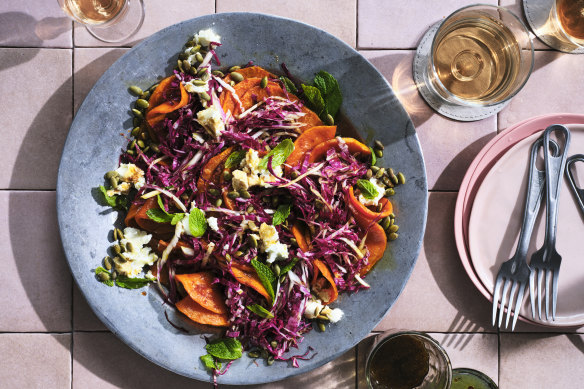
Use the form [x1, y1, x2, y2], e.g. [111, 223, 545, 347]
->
[365, 331, 452, 389]
[547, 0, 584, 48]
[413, 5, 534, 121]
[57, 0, 145, 43]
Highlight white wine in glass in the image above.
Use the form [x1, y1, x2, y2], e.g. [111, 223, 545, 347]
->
[61, 0, 126, 25]
[555, 0, 584, 46]
[432, 15, 522, 103]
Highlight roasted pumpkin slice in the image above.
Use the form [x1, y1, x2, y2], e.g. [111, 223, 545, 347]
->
[175, 272, 227, 314]
[308, 137, 371, 163]
[359, 223, 387, 276]
[175, 296, 229, 327]
[311, 259, 338, 304]
[285, 125, 336, 174]
[347, 186, 393, 229]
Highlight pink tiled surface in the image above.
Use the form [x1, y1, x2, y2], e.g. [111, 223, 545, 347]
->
[2, 0, 583, 387]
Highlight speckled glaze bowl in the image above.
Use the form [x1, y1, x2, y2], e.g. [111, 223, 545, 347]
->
[57, 13, 427, 385]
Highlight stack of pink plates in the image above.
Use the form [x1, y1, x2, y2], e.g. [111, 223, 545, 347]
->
[455, 113, 584, 327]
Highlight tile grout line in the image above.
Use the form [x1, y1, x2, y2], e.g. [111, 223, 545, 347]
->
[355, 0, 359, 50]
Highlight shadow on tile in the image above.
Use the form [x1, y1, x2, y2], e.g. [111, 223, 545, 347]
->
[0, 12, 69, 54]
[364, 51, 434, 129]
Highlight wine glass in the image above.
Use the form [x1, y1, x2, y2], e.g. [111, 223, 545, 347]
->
[57, 0, 145, 43]
[523, 0, 584, 53]
[413, 5, 534, 121]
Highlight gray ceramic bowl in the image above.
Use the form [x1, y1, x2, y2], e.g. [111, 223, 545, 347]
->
[57, 13, 427, 385]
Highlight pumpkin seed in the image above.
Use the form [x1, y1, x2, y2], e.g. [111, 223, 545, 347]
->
[195, 52, 204, 63]
[215, 198, 223, 207]
[270, 340, 278, 349]
[103, 256, 112, 270]
[151, 144, 160, 153]
[178, 52, 188, 60]
[208, 188, 221, 197]
[248, 351, 260, 358]
[177, 59, 184, 73]
[374, 149, 383, 158]
[260, 76, 268, 88]
[374, 140, 384, 150]
[290, 171, 299, 179]
[104, 170, 119, 180]
[98, 272, 110, 282]
[230, 71, 244, 82]
[116, 228, 124, 240]
[248, 234, 258, 248]
[389, 232, 399, 241]
[375, 167, 385, 179]
[239, 189, 251, 199]
[191, 44, 201, 52]
[109, 176, 119, 188]
[140, 91, 151, 100]
[318, 322, 326, 332]
[371, 165, 380, 173]
[114, 255, 126, 263]
[132, 109, 143, 119]
[131, 126, 141, 137]
[381, 175, 392, 187]
[397, 172, 406, 185]
[113, 244, 122, 255]
[136, 99, 149, 109]
[212, 70, 225, 77]
[227, 191, 239, 199]
[280, 275, 286, 283]
[140, 131, 149, 141]
[126, 241, 135, 253]
[111, 270, 118, 280]
[235, 250, 244, 257]
[223, 171, 232, 181]
[225, 253, 232, 261]
[273, 264, 281, 277]
[191, 79, 206, 87]
[181, 60, 191, 72]
[126, 149, 135, 156]
[290, 237, 298, 247]
[389, 224, 399, 233]
[229, 65, 241, 72]
[267, 356, 275, 366]
[324, 113, 334, 125]
[112, 228, 119, 241]
[246, 205, 254, 213]
[201, 72, 210, 81]
[142, 145, 150, 153]
[128, 85, 143, 96]
[200, 91, 211, 101]
[185, 39, 196, 47]
[381, 216, 391, 230]
[388, 169, 399, 185]
[365, 169, 373, 179]
[137, 139, 146, 148]
[377, 203, 384, 212]
[385, 188, 395, 196]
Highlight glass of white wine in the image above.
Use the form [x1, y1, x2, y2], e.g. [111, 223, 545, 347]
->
[523, 0, 584, 53]
[413, 5, 534, 121]
[58, 0, 145, 43]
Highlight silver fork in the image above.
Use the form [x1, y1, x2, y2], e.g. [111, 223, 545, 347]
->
[492, 138, 547, 330]
[529, 125, 571, 321]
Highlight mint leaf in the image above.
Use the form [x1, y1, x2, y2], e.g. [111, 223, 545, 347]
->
[247, 304, 274, 319]
[369, 147, 376, 166]
[280, 257, 300, 275]
[356, 179, 379, 199]
[115, 275, 152, 289]
[314, 71, 342, 118]
[259, 139, 294, 170]
[206, 338, 243, 360]
[200, 354, 221, 371]
[272, 203, 291, 226]
[301, 84, 325, 116]
[147, 195, 184, 224]
[280, 76, 298, 94]
[188, 208, 207, 237]
[225, 150, 246, 170]
[95, 266, 114, 287]
[251, 258, 276, 302]
[146, 208, 173, 223]
[98, 185, 128, 210]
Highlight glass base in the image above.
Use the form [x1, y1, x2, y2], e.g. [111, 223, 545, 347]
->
[451, 368, 498, 389]
[412, 22, 509, 122]
[523, 0, 584, 54]
[86, 0, 145, 43]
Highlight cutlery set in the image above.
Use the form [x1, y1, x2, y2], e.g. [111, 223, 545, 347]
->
[492, 124, 584, 330]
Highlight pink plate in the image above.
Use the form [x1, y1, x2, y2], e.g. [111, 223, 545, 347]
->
[454, 113, 584, 327]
